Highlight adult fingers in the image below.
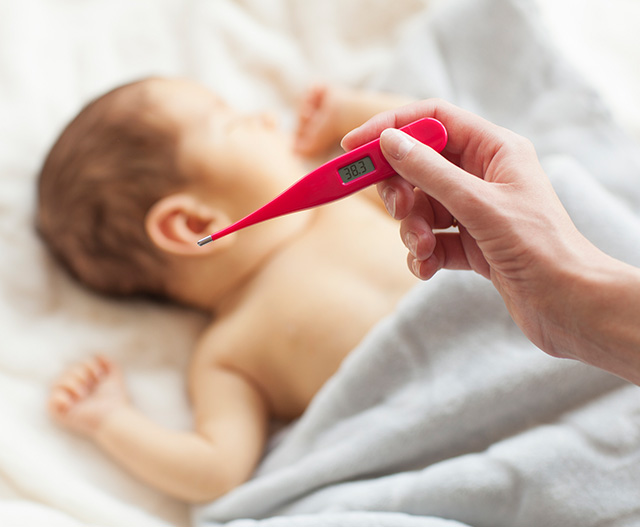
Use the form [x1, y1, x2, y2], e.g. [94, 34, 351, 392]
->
[376, 175, 415, 220]
[379, 128, 487, 227]
[398, 190, 453, 259]
[407, 232, 473, 280]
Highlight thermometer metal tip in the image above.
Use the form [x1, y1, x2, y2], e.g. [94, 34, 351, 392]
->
[197, 235, 213, 246]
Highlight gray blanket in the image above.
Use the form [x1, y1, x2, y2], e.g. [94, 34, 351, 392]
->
[195, 0, 640, 525]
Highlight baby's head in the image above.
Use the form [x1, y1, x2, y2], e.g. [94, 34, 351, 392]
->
[37, 77, 298, 302]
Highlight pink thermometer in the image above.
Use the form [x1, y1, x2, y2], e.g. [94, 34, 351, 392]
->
[197, 117, 447, 246]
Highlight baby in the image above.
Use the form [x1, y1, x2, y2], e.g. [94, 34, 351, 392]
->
[38, 77, 415, 503]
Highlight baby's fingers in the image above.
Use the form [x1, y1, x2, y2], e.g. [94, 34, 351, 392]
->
[49, 390, 74, 415]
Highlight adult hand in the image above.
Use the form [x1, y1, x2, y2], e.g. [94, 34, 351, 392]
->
[341, 99, 615, 363]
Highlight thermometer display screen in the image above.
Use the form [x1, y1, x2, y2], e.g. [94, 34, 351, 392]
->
[338, 156, 375, 183]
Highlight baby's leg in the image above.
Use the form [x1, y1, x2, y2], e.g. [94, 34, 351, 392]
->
[294, 84, 414, 157]
[49, 355, 130, 438]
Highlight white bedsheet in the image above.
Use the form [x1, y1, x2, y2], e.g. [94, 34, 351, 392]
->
[1, 1, 639, 526]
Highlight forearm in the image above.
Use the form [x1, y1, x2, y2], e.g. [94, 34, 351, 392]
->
[575, 258, 640, 383]
[553, 252, 640, 384]
[95, 406, 255, 503]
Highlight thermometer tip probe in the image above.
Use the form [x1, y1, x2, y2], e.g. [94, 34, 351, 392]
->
[197, 235, 213, 246]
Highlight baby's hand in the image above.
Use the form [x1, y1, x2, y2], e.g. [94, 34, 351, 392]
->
[49, 355, 130, 438]
[294, 84, 348, 157]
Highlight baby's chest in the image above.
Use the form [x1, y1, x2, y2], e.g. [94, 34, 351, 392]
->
[238, 278, 393, 418]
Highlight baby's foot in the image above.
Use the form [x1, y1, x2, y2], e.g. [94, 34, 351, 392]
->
[49, 355, 130, 438]
[294, 84, 349, 157]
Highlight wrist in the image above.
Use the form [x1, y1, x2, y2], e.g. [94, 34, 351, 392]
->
[92, 403, 136, 443]
[551, 247, 640, 384]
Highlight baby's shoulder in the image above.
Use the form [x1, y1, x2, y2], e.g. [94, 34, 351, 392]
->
[189, 302, 267, 373]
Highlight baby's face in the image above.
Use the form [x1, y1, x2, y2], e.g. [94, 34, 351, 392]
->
[146, 79, 301, 216]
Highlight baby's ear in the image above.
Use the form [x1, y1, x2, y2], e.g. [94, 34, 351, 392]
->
[145, 193, 235, 256]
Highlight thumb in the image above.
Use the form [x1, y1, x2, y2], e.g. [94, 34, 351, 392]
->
[380, 128, 484, 222]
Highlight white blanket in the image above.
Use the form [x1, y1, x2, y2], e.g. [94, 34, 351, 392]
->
[1, 0, 640, 526]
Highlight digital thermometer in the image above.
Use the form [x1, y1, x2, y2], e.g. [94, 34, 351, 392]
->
[197, 117, 447, 246]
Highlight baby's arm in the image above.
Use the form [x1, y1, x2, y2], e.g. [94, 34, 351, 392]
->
[49, 354, 268, 503]
[295, 84, 414, 158]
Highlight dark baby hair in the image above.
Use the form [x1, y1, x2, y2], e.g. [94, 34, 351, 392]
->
[37, 78, 189, 298]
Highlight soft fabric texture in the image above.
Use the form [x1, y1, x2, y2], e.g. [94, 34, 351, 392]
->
[1, 0, 639, 526]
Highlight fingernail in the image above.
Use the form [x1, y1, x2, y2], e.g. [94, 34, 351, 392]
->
[382, 188, 397, 218]
[340, 129, 357, 151]
[381, 128, 417, 160]
[404, 232, 418, 256]
[412, 258, 422, 277]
